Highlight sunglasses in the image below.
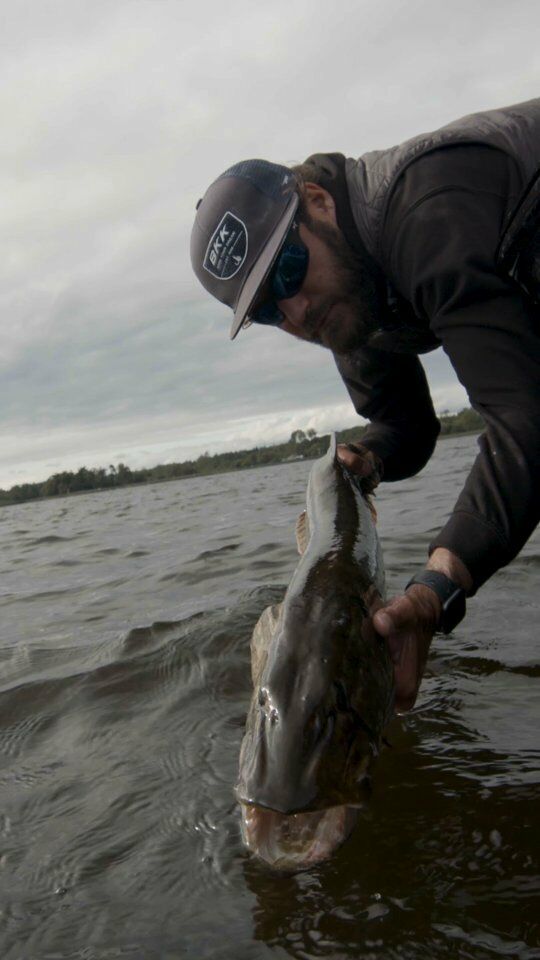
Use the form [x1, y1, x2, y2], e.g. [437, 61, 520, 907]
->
[249, 221, 309, 326]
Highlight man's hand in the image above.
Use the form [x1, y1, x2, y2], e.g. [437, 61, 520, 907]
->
[373, 585, 440, 713]
[337, 442, 383, 493]
[373, 548, 473, 713]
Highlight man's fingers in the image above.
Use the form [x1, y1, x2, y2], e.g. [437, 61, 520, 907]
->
[372, 588, 439, 714]
[372, 600, 420, 706]
[336, 443, 372, 477]
[374, 585, 441, 637]
[373, 596, 416, 636]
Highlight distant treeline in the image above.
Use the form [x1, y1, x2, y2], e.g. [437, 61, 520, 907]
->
[0, 407, 483, 508]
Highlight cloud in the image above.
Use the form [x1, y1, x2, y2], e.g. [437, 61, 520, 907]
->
[1, 0, 535, 487]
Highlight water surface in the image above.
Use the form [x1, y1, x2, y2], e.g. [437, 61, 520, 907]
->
[0, 434, 538, 959]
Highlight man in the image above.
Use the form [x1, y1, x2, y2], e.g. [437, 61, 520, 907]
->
[190, 99, 540, 712]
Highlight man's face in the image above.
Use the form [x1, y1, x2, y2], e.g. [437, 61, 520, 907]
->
[274, 197, 379, 355]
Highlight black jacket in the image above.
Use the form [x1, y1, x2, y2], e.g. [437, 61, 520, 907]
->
[305, 100, 540, 593]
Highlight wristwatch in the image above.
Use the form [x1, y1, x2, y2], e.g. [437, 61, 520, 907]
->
[405, 571, 467, 634]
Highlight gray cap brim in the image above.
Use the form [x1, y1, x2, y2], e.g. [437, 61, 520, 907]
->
[229, 193, 299, 340]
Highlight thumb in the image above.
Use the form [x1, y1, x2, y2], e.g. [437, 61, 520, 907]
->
[336, 444, 372, 477]
[373, 595, 415, 636]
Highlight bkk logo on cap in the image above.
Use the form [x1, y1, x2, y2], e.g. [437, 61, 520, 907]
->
[203, 212, 248, 281]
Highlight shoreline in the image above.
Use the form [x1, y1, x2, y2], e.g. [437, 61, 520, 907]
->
[0, 427, 480, 510]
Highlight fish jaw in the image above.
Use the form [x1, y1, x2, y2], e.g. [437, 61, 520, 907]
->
[239, 801, 359, 871]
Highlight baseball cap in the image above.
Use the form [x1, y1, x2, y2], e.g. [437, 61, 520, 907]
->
[190, 159, 299, 340]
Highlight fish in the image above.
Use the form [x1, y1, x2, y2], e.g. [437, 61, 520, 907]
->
[236, 434, 394, 870]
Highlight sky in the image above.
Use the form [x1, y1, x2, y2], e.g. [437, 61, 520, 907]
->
[2, 0, 539, 488]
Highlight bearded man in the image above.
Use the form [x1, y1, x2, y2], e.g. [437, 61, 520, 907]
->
[190, 98, 540, 712]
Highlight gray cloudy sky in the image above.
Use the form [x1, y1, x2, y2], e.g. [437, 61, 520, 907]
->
[2, 0, 539, 488]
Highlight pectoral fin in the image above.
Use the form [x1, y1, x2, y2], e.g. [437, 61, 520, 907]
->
[250, 603, 282, 685]
[295, 510, 311, 555]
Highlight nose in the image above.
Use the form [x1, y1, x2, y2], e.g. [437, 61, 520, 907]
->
[276, 291, 309, 330]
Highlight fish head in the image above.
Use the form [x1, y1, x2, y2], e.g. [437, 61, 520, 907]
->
[237, 590, 393, 817]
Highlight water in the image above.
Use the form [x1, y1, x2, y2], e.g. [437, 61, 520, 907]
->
[0, 434, 538, 959]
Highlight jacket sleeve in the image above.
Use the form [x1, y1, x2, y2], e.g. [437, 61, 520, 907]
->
[387, 178, 540, 592]
[334, 348, 440, 481]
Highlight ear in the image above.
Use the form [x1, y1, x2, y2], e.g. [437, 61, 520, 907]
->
[303, 182, 338, 226]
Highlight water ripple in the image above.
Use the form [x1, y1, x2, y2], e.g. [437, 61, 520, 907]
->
[0, 440, 537, 958]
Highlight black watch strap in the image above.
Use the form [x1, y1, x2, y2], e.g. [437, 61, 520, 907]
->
[405, 571, 466, 634]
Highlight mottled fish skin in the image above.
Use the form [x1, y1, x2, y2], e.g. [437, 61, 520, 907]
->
[237, 435, 394, 869]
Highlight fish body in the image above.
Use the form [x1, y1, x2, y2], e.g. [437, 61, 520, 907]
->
[237, 435, 394, 869]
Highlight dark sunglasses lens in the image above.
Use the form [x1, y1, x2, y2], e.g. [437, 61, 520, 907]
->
[251, 299, 283, 326]
[271, 242, 309, 300]
[250, 224, 309, 327]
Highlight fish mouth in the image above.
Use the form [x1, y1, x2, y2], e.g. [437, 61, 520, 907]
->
[239, 801, 359, 871]
[236, 783, 318, 816]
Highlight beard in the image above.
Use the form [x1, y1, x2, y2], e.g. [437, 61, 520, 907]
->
[298, 217, 381, 355]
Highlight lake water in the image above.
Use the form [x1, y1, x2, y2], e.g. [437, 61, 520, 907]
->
[0, 434, 538, 959]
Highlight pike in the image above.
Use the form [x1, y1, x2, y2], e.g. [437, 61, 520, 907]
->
[236, 434, 394, 870]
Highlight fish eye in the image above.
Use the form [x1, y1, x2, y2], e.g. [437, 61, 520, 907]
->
[324, 712, 335, 740]
[306, 710, 335, 745]
[302, 711, 323, 749]
[308, 712, 323, 737]
[334, 680, 350, 713]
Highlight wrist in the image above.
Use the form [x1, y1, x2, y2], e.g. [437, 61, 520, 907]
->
[427, 548, 473, 594]
[406, 568, 467, 634]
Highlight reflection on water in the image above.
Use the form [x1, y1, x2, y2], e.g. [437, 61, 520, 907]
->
[0, 435, 538, 958]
